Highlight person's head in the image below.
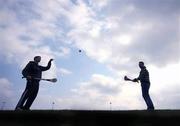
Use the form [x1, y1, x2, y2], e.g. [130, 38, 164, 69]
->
[34, 56, 41, 63]
[139, 61, 145, 69]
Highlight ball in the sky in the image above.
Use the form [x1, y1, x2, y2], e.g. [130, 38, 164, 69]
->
[78, 50, 82, 53]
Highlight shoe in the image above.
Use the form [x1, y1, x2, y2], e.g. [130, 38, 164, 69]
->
[22, 106, 30, 110]
[147, 107, 155, 110]
[15, 106, 30, 111]
[15, 107, 23, 111]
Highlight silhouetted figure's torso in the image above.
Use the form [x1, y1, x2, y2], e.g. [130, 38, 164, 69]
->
[138, 67, 150, 84]
[22, 61, 51, 80]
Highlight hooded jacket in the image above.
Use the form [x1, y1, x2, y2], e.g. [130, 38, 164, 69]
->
[22, 60, 52, 81]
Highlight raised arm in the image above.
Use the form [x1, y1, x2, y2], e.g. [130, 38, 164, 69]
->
[39, 59, 53, 71]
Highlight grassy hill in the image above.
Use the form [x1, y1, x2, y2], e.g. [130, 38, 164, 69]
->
[0, 110, 180, 126]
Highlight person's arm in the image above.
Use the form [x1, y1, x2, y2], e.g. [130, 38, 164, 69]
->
[133, 69, 146, 82]
[39, 59, 53, 71]
[132, 72, 141, 83]
[136, 74, 141, 81]
[132, 78, 139, 83]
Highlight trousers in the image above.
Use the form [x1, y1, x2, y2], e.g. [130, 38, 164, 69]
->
[15, 80, 39, 110]
[141, 82, 154, 109]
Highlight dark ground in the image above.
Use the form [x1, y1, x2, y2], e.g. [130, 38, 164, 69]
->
[0, 110, 180, 126]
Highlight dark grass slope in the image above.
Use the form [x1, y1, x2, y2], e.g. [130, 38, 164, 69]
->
[0, 110, 180, 126]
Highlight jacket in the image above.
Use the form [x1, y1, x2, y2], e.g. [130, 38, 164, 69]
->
[22, 60, 52, 81]
[137, 67, 150, 83]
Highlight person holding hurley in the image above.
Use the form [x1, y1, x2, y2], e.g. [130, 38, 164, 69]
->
[132, 61, 155, 110]
[15, 56, 53, 110]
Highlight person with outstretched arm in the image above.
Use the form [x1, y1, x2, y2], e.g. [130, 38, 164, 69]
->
[15, 56, 53, 110]
[133, 61, 155, 110]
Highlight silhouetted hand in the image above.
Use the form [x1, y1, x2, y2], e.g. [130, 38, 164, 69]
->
[49, 59, 54, 62]
[133, 78, 139, 83]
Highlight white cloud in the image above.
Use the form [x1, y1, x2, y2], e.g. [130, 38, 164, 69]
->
[66, 74, 144, 110]
[58, 68, 72, 76]
[75, 74, 121, 95]
[53, 47, 71, 57]
[66, 0, 179, 69]
[66, 0, 95, 28]
[0, 78, 13, 97]
[149, 62, 180, 90]
[113, 34, 132, 46]
[0, 77, 14, 109]
[89, 0, 110, 9]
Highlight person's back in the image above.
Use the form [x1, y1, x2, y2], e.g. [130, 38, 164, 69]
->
[22, 61, 42, 81]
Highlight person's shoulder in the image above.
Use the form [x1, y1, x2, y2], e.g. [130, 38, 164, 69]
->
[29, 61, 34, 63]
[144, 68, 149, 73]
[28, 61, 36, 65]
[142, 67, 148, 72]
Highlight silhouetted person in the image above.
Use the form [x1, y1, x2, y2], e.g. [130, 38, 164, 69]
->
[15, 56, 53, 110]
[133, 61, 155, 110]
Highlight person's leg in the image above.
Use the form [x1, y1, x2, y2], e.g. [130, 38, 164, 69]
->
[141, 83, 154, 110]
[15, 83, 30, 110]
[24, 83, 39, 110]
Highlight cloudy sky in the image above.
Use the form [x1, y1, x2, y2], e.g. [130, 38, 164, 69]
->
[0, 0, 179, 110]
